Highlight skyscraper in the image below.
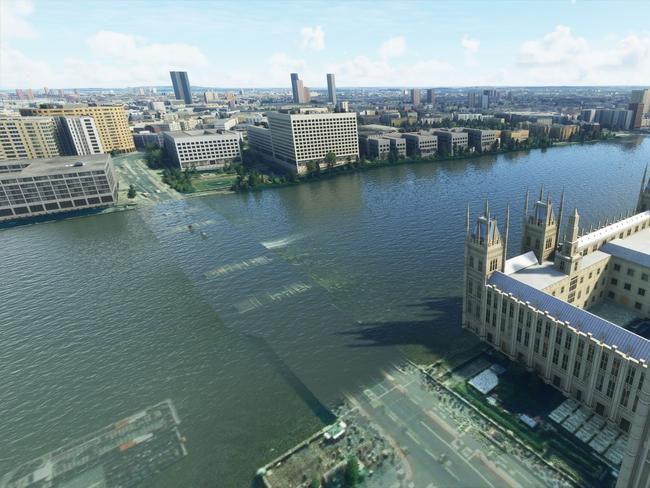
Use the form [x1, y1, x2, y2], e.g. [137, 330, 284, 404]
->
[410, 88, 421, 106]
[169, 71, 192, 104]
[327, 73, 337, 104]
[290, 73, 301, 103]
[426, 89, 436, 105]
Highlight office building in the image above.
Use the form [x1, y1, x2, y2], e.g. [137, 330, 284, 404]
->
[403, 133, 437, 157]
[0, 154, 118, 222]
[462, 171, 650, 488]
[163, 129, 241, 171]
[410, 89, 421, 106]
[426, 89, 436, 105]
[581, 109, 597, 123]
[57, 116, 104, 156]
[246, 125, 274, 159]
[629, 103, 645, 129]
[501, 129, 529, 143]
[21, 104, 134, 153]
[464, 128, 498, 152]
[327, 73, 337, 105]
[203, 91, 218, 103]
[264, 110, 359, 173]
[0, 116, 60, 161]
[433, 129, 469, 156]
[170, 71, 192, 105]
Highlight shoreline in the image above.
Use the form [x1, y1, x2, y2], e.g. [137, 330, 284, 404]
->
[185, 135, 623, 198]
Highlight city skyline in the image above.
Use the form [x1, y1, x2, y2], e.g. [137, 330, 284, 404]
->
[2, 0, 649, 90]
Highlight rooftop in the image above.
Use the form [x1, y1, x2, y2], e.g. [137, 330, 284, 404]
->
[0, 154, 110, 177]
[602, 227, 650, 269]
[488, 272, 650, 363]
[576, 211, 650, 251]
[509, 260, 567, 290]
[165, 129, 238, 139]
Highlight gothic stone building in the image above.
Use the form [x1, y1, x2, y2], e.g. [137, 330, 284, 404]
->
[463, 166, 650, 487]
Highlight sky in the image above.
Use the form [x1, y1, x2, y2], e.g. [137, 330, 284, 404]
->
[1, 0, 649, 89]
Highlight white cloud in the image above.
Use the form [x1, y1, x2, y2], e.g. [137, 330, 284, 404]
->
[267, 52, 307, 85]
[0, 0, 38, 39]
[300, 26, 325, 51]
[461, 36, 480, 66]
[86, 31, 208, 68]
[379, 36, 406, 58]
[514, 25, 650, 84]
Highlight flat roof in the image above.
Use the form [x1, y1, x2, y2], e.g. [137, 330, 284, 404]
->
[602, 227, 650, 269]
[165, 129, 238, 139]
[0, 154, 110, 177]
[489, 271, 650, 362]
[509, 260, 567, 290]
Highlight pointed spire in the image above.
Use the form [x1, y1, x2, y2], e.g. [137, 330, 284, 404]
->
[484, 198, 490, 220]
[556, 188, 565, 249]
[539, 183, 544, 202]
[638, 163, 648, 212]
[465, 203, 470, 235]
[502, 204, 510, 272]
[524, 188, 529, 220]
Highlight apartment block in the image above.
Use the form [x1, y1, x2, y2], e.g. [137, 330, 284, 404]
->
[21, 104, 135, 153]
[0, 154, 118, 222]
[0, 116, 60, 161]
[266, 111, 359, 174]
[163, 129, 241, 171]
[57, 116, 103, 156]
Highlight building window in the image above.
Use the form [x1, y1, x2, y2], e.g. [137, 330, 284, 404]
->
[627, 268, 635, 277]
[624, 283, 631, 291]
[620, 418, 631, 433]
[608, 291, 615, 299]
[611, 278, 618, 286]
[639, 288, 646, 296]
[635, 302, 642, 310]
[614, 264, 621, 272]
[642, 273, 649, 282]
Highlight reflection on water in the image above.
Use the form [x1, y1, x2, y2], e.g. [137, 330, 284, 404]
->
[0, 136, 648, 487]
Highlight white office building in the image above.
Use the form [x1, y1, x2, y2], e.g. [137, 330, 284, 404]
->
[266, 111, 359, 173]
[163, 129, 241, 171]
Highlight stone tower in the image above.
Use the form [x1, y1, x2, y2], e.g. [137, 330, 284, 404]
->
[521, 185, 560, 264]
[554, 208, 583, 274]
[637, 164, 650, 212]
[462, 200, 508, 337]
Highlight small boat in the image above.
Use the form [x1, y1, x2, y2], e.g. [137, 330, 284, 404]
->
[200, 231, 208, 239]
[188, 224, 193, 231]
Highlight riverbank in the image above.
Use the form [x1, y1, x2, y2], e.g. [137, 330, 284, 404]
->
[228, 135, 618, 194]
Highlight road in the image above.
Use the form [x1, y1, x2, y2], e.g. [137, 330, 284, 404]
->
[349, 365, 570, 488]
[112, 152, 180, 204]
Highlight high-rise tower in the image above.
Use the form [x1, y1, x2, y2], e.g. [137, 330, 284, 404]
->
[326, 73, 337, 105]
[169, 71, 192, 104]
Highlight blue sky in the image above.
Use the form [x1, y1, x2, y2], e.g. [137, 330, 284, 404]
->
[1, 0, 649, 89]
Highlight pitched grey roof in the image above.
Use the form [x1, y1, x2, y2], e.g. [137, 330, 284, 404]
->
[488, 271, 650, 362]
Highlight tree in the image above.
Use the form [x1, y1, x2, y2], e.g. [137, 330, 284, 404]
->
[325, 151, 337, 170]
[387, 148, 398, 164]
[127, 184, 136, 198]
[344, 456, 360, 487]
[310, 477, 321, 488]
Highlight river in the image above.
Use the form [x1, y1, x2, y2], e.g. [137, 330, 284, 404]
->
[0, 136, 648, 487]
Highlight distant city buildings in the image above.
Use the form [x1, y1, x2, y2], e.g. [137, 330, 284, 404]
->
[327, 73, 337, 105]
[20, 104, 134, 153]
[410, 89, 421, 107]
[163, 129, 241, 171]
[0, 154, 118, 222]
[426, 89, 436, 105]
[169, 71, 192, 105]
